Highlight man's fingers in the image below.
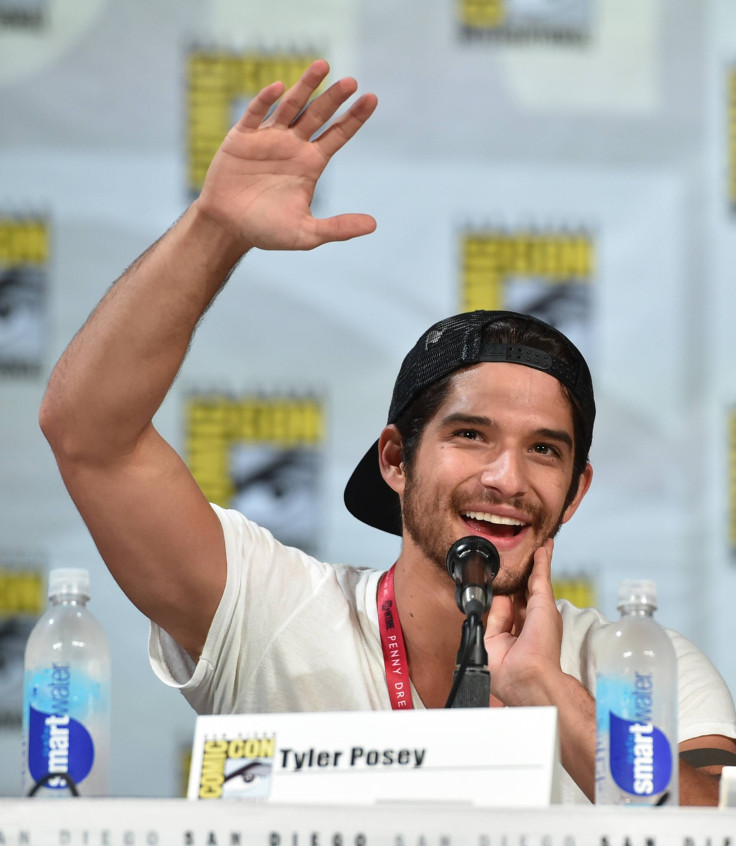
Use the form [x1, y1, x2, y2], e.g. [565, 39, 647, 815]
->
[269, 60, 332, 128]
[485, 594, 514, 638]
[302, 213, 377, 249]
[291, 76, 361, 139]
[527, 538, 554, 599]
[237, 81, 286, 130]
[231, 60, 377, 165]
[236, 60, 331, 132]
[312, 93, 378, 158]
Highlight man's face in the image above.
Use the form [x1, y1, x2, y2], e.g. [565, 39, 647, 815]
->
[399, 362, 589, 595]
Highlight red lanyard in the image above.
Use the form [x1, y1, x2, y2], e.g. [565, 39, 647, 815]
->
[377, 565, 414, 710]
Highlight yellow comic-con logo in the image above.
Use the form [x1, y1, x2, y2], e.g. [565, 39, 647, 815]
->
[199, 735, 275, 799]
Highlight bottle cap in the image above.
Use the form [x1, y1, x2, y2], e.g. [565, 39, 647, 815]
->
[617, 579, 657, 610]
[48, 568, 90, 600]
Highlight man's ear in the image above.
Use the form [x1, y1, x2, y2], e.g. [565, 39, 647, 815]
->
[560, 462, 593, 525]
[378, 425, 406, 496]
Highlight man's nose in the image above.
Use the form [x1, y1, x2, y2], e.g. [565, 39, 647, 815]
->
[479, 449, 528, 500]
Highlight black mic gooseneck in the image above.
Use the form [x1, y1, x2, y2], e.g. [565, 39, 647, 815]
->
[444, 536, 500, 709]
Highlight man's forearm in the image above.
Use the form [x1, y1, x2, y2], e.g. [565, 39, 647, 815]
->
[547, 673, 597, 802]
[679, 760, 720, 806]
[40, 203, 246, 463]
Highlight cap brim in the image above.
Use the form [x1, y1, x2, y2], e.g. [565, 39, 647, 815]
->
[343, 439, 403, 536]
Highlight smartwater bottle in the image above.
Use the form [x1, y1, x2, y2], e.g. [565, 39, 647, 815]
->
[22, 568, 111, 797]
[595, 579, 678, 806]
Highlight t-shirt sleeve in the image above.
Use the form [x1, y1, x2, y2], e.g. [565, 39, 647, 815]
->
[148, 503, 336, 713]
[669, 628, 736, 743]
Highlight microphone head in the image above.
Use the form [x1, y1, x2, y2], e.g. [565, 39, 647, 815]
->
[445, 536, 500, 586]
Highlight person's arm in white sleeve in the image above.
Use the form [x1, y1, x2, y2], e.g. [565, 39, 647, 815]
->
[39, 61, 377, 661]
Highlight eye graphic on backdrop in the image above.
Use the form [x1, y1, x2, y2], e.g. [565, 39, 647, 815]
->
[0, 266, 45, 368]
[230, 445, 320, 554]
[186, 394, 325, 556]
[0, 218, 48, 377]
[460, 227, 594, 363]
[0, 566, 44, 727]
[0, 0, 105, 85]
[458, 0, 595, 42]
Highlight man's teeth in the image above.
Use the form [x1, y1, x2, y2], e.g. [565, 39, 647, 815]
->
[463, 511, 525, 526]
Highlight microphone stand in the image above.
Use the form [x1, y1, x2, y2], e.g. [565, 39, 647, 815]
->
[447, 612, 491, 708]
[444, 537, 499, 709]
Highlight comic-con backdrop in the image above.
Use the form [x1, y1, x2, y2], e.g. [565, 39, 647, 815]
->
[2, 0, 736, 796]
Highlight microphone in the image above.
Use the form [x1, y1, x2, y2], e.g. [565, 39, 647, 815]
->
[445, 536, 500, 619]
[444, 537, 500, 709]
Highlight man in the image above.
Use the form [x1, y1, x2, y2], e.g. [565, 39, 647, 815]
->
[39, 60, 736, 805]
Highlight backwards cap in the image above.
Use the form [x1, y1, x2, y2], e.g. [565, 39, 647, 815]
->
[343, 310, 595, 535]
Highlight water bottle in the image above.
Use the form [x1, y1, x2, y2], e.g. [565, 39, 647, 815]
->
[22, 568, 110, 797]
[595, 579, 678, 806]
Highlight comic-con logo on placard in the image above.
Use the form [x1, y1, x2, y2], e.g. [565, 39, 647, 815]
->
[186, 49, 319, 197]
[0, 216, 49, 377]
[198, 735, 275, 799]
[186, 393, 324, 555]
[457, 0, 595, 43]
[460, 225, 594, 360]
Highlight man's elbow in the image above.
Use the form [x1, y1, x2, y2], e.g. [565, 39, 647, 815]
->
[39, 386, 91, 466]
[39, 388, 65, 454]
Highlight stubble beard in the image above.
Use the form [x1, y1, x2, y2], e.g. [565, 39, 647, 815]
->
[401, 466, 565, 597]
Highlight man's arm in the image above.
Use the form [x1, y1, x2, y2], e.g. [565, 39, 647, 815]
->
[678, 735, 736, 805]
[484, 542, 736, 805]
[39, 61, 377, 660]
[484, 540, 598, 800]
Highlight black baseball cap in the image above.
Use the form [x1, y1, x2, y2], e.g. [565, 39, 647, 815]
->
[343, 310, 595, 536]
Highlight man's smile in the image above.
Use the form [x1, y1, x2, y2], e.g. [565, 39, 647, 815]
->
[460, 509, 530, 541]
[461, 511, 530, 537]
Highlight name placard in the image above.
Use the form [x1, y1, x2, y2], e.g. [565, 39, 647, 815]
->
[187, 707, 559, 806]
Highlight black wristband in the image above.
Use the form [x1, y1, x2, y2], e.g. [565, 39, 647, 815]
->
[680, 747, 736, 768]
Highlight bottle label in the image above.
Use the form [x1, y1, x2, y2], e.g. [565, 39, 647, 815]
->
[609, 712, 672, 795]
[25, 662, 96, 791]
[597, 672, 673, 798]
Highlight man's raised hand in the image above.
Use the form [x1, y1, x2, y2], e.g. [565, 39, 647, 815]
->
[196, 59, 378, 252]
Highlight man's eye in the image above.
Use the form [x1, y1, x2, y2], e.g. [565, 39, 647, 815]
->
[533, 444, 558, 457]
[455, 429, 479, 440]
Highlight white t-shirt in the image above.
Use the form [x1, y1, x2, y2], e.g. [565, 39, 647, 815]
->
[150, 504, 736, 803]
